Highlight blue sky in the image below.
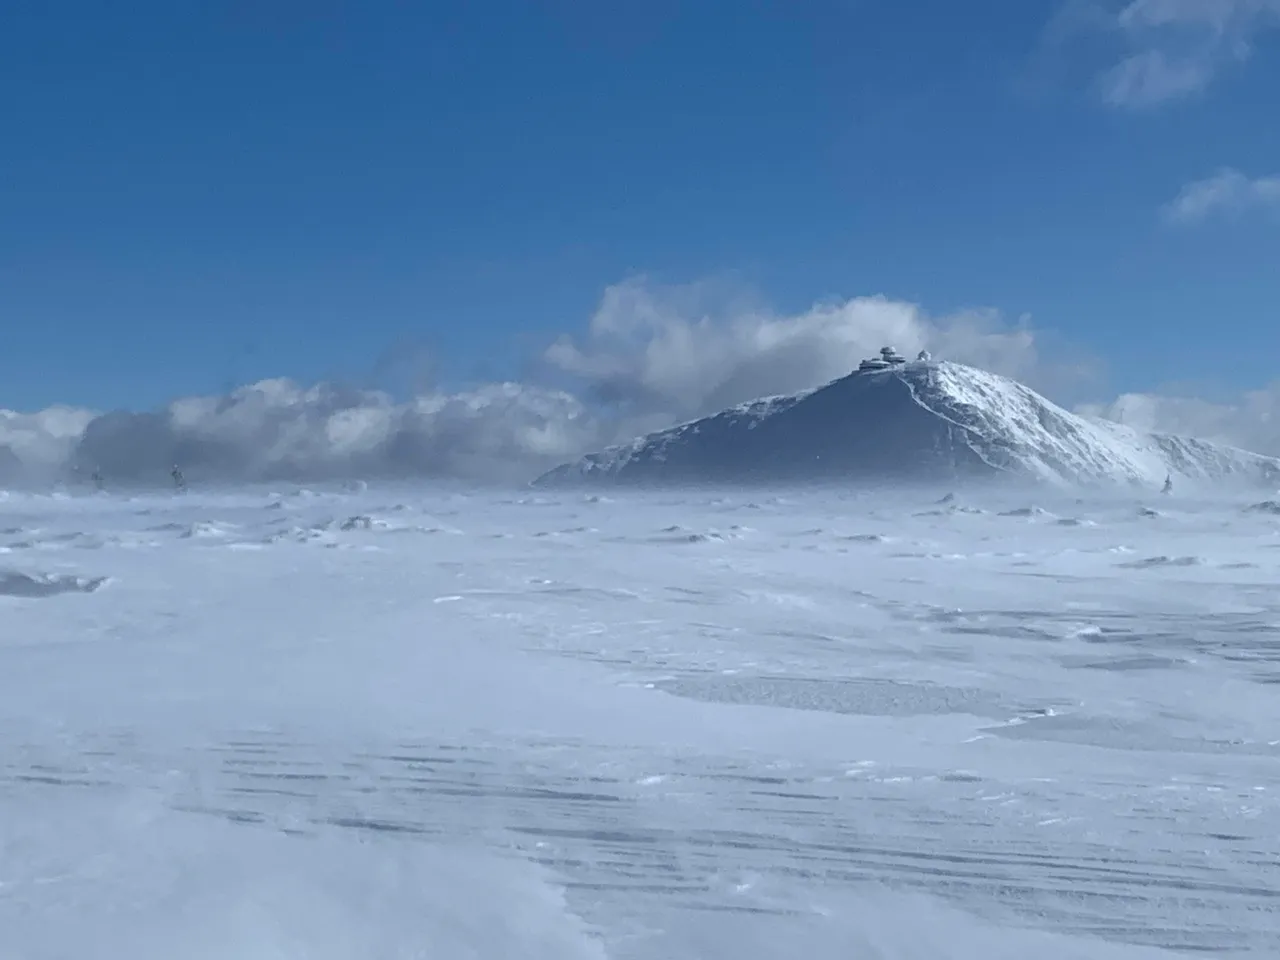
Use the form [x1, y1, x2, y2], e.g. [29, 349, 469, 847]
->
[2, 0, 1278, 414]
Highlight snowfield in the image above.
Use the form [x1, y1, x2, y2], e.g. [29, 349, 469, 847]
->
[2, 483, 1279, 957]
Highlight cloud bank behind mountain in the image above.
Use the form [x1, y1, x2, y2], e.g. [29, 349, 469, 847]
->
[1, 278, 1274, 487]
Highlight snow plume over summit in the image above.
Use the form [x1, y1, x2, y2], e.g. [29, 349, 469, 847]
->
[0, 277, 1272, 488]
[542, 278, 1064, 420]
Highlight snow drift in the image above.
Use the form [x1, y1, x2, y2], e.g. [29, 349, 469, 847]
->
[533, 360, 1280, 489]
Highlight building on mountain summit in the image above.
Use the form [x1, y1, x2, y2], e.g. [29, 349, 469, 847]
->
[858, 345, 910, 373]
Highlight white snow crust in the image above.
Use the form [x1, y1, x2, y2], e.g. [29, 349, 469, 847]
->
[2, 482, 1279, 957]
[535, 361, 1280, 489]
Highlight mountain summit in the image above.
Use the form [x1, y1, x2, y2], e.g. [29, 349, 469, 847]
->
[533, 357, 1280, 489]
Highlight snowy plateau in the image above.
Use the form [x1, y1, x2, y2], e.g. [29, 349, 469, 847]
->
[534, 361, 1280, 490]
[2, 481, 1280, 958]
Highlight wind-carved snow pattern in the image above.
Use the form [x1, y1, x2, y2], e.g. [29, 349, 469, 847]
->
[3, 485, 1280, 956]
[534, 360, 1280, 488]
[0, 569, 108, 598]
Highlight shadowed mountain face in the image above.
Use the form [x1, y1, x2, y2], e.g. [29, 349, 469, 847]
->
[533, 361, 1280, 489]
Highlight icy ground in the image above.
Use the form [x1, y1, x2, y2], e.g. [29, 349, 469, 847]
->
[2, 485, 1279, 958]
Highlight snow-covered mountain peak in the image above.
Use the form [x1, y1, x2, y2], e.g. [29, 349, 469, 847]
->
[533, 359, 1280, 489]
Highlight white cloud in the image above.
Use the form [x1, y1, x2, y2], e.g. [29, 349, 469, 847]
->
[50, 379, 604, 487]
[0, 407, 97, 483]
[1101, 49, 1215, 105]
[542, 278, 1057, 424]
[1163, 167, 1280, 222]
[1079, 383, 1280, 456]
[0, 278, 1078, 487]
[1078, 0, 1280, 107]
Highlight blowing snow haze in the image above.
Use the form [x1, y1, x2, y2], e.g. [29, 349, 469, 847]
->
[3, 282, 1280, 492]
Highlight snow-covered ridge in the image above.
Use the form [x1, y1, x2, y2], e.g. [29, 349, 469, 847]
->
[533, 359, 1280, 488]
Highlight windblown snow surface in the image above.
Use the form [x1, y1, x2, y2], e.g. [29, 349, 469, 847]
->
[2, 483, 1279, 958]
[535, 361, 1280, 489]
